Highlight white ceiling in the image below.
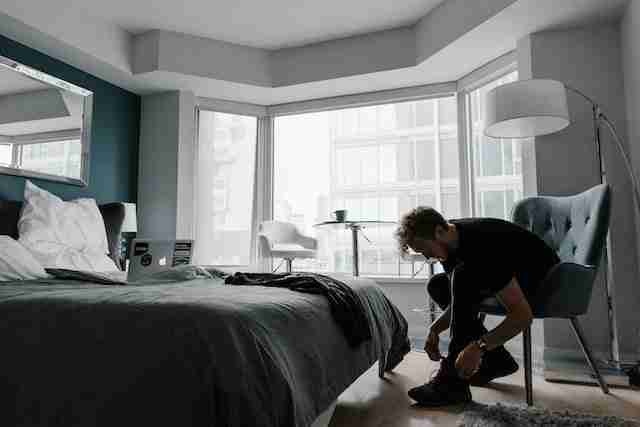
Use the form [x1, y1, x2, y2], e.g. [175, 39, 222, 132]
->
[0, 0, 630, 104]
[71, 0, 445, 49]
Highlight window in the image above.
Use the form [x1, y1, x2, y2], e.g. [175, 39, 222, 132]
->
[0, 144, 12, 166]
[19, 139, 82, 178]
[468, 71, 525, 220]
[274, 96, 459, 276]
[195, 111, 257, 266]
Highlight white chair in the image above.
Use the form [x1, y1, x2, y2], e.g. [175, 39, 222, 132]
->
[258, 221, 318, 272]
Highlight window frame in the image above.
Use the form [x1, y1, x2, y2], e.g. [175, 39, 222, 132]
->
[456, 52, 520, 217]
[270, 92, 461, 277]
[193, 104, 265, 267]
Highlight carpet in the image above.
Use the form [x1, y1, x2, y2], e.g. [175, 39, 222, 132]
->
[459, 403, 640, 427]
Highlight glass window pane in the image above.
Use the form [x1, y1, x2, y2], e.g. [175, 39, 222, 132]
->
[20, 140, 81, 178]
[468, 71, 524, 217]
[195, 111, 257, 266]
[416, 139, 435, 180]
[380, 144, 398, 183]
[340, 109, 358, 137]
[442, 192, 461, 218]
[481, 136, 503, 176]
[440, 138, 459, 179]
[395, 102, 414, 129]
[417, 193, 435, 207]
[397, 142, 414, 182]
[361, 146, 379, 185]
[438, 97, 457, 127]
[505, 189, 516, 219]
[378, 105, 395, 130]
[483, 190, 505, 219]
[358, 106, 377, 133]
[0, 144, 12, 165]
[504, 140, 514, 175]
[415, 100, 434, 127]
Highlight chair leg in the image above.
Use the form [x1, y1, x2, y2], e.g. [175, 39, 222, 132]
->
[522, 325, 534, 406]
[569, 317, 610, 395]
[285, 259, 293, 273]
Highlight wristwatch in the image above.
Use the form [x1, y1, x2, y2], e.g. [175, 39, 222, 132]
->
[475, 337, 489, 354]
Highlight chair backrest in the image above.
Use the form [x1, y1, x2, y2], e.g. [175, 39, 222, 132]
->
[511, 184, 611, 267]
[258, 220, 303, 246]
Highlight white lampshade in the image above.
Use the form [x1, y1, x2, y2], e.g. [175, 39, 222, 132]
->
[121, 202, 137, 233]
[484, 79, 571, 138]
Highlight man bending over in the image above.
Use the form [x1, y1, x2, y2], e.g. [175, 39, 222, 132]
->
[396, 207, 560, 407]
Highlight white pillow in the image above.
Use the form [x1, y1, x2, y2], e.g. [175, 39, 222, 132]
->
[18, 181, 119, 272]
[0, 236, 49, 281]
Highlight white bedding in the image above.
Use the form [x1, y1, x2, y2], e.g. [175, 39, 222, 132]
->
[17, 181, 119, 272]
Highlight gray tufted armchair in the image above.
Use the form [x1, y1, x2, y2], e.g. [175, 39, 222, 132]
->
[479, 183, 611, 405]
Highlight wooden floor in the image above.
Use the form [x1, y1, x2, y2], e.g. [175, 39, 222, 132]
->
[330, 351, 640, 427]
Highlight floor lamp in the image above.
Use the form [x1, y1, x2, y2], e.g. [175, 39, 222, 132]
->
[483, 79, 639, 373]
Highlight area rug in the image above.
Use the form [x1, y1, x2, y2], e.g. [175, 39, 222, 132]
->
[459, 403, 640, 427]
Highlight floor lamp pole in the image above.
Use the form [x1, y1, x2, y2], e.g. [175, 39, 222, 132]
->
[592, 103, 622, 369]
[567, 84, 639, 371]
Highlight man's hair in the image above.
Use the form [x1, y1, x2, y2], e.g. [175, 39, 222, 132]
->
[395, 206, 447, 256]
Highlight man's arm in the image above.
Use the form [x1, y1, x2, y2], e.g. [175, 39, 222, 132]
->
[429, 305, 451, 335]
[481, 277, 533, 350]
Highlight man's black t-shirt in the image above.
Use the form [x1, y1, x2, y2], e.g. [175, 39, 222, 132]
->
[441, 218, 560, 298]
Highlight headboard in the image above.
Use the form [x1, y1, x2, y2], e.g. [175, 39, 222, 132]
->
[0, 200, 126, 270]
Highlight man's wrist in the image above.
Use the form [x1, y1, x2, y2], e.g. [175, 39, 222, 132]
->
[475, 337, 489, 354]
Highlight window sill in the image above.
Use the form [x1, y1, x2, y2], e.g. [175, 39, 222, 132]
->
[368, 276, 427, 286]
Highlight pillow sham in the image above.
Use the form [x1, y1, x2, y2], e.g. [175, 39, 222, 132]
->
[18, 181, 119, 272]
[0, 236, 49, 281]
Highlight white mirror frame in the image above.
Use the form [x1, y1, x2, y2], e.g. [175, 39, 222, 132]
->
[0, 55, 93, 187]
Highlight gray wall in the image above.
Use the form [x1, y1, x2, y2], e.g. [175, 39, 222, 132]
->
[138, 92, 179, 239]
[518, 25, 640, 358]
[138, 90, 196, 240]
[621, 0, 640, 358]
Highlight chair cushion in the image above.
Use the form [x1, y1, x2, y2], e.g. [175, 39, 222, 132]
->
[270, 244, 316, 259]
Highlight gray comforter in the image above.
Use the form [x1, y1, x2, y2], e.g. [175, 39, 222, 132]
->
[0, 274, 409, 427]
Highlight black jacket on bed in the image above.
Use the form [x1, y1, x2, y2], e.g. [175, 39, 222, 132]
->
[225, 272, 372, 347]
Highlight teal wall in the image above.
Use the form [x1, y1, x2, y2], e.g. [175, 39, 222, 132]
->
[0, 34, 140, 203]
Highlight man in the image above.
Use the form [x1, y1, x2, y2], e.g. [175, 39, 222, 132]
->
[395, 207, 560, 407]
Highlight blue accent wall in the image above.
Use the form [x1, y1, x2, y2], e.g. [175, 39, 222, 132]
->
[0, 34, 140, 203]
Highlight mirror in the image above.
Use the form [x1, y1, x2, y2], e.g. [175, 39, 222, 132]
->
[0, 55, 93, 186]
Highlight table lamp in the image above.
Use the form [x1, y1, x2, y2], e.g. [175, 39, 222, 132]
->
[120, 202, 137, 269]
[484, 79, 640, 372]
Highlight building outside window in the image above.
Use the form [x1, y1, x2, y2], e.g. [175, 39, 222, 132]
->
[274, 96, 460, 276]
[0, 144, 12, 166]
[0, 139, 82, 178]
[18, 139, 82, 178]
[194, 110, 257, 266]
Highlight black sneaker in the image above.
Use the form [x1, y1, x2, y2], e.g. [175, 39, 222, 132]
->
[469, 346, 519, 387]
[408, 360, 472, 407]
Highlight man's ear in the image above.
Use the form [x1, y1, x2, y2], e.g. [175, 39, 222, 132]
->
[434, 224, 447, 240]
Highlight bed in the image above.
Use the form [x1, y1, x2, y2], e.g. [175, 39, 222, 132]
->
[0, 200, 410, 427]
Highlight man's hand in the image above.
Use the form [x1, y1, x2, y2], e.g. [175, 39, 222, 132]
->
[424, 330, 442, 361]
[455, 342, 483, 379]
